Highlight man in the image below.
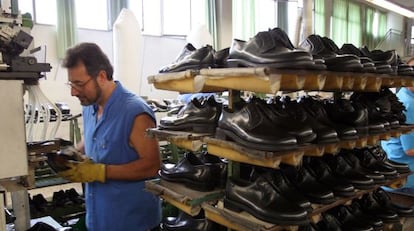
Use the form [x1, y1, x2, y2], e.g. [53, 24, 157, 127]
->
[381, 57, 414, 187]
[59, 43, 161, 231]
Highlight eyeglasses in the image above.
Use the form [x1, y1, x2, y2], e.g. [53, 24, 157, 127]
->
[66, 78, 93, 91]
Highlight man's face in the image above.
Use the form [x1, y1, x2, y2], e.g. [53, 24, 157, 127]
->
[68, 63, 102, 106]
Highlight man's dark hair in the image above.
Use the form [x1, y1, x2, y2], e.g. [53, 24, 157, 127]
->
[63, 42, 114, 80]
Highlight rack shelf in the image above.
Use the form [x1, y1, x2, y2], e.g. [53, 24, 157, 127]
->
[145, 179, 223, 216]
[202, 202, 294, 231]
[146, 129, 210, 151]
[148, 67, 414, 94]
[149, 126, 414, 169]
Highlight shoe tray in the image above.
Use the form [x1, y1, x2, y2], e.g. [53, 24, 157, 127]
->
[203, 137, 305, 168]
[146, 128, 209, 151]
[202, 202, 295, 231]
[147, 69, 226, 93]
[145, 179, 223, 216]
[149, 67, 414, 93]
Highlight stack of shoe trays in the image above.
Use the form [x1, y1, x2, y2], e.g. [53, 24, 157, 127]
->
[149, 26, 413, 230]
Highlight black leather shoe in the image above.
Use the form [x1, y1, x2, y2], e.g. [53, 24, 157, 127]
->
[214, 47, 229, 68]
[160, 96, 222, 133]
[304, 157, 356, 197]
[197, 152, 227, 188]
[252, 97, 316, 144]
[159, 44, 215, 73]
[162, 211, 220, 231]
[282, 97, 339, 144]
[354, 148, 399, 180]
[368, 146, 410, 174]
[216, 101, 297, 151]
[360, 47, 397, 74]
[350, 91, 401, 131]
[355, 193, 400, 223]
[327, 205, 374, 231]
[227, 28, 324, 70]
[31, 194, 48, 212]
[340, 150, 386, 184]
[280, 164, 336, 204]
[339, 43, 376, 73]
[322, 154, 375, 190]
[160, 152, 216, 191]
[323, 99, 369, 137]
[224, 176, 309, 225]
[316, 213, 342, 231]
[373, 188, 414, 217]
[252, 168, 312, 212]
[52, 190, 72, 207]
[300, 34, 363, 72]
[65, 188, 84, 204]
[348, 202, 384, 230]
[299, 96, 358, 140]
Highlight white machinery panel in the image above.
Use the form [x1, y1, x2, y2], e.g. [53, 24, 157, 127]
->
[0, 80, 28, 179]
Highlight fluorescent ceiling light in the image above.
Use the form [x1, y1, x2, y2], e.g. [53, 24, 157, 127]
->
[365, 0, 414, 18]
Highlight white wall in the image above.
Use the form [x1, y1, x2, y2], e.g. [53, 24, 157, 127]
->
[376, 12, 406, 55]
[387, 12, 404, 32]
[29, 25, 185, 116]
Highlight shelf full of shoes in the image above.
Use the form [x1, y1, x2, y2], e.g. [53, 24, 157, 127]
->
[146, 28, 414, 231]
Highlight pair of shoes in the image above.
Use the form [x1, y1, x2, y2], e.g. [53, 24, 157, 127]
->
[323, 98, 370, 137]
[280, 96, 339, 144]
[354, 193, 400, 223]
[224, 175, 310, 225]
[216, 98, 298, 151]
[279, 164, 336, 205]
[65, 188, 85, 204]
[160, 152, 227, 191]
[369, 146, 410, 174]
[30, 193, 48, 213]
[159, 43, 230, 73]
[372, 188, 414, 217]
[339, 43, 376, 73]
[322, 154, 376, 190]
[303, 157, 356, 197]
[350, 90, 404, 131]
[327, 205, 378, 230]
[160, 96, 222, 134]
[52, 190, 73, 207]
[227, 27, 325, 70]
[360, 46, 398, 74]
[300, 34, 363, 72]
[353, 148, 399, 180]
[298, 96, 358, 141]
[339, 150, 387, 184]
[250, 167, 312, 212]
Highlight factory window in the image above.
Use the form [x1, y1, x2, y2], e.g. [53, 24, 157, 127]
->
[128, 0, 207, 36]
[34, 0, 57, 25]
[75, 0, 109, 30]
[18, 0, 33, 16]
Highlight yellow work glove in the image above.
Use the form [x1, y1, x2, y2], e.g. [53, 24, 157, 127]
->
[58, 159, 106, 183]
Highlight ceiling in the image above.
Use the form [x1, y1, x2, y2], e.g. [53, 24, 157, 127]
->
[388, 0, 414, 12]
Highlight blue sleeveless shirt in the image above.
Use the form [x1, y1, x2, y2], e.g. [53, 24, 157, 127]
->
[82, 81, 161, 231]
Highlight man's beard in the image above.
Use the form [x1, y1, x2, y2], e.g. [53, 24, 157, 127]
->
[79, 81, 102, 106]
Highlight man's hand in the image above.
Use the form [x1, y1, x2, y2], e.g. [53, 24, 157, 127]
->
[59, 159, 106, 183]
[59, 146, 87, 161]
